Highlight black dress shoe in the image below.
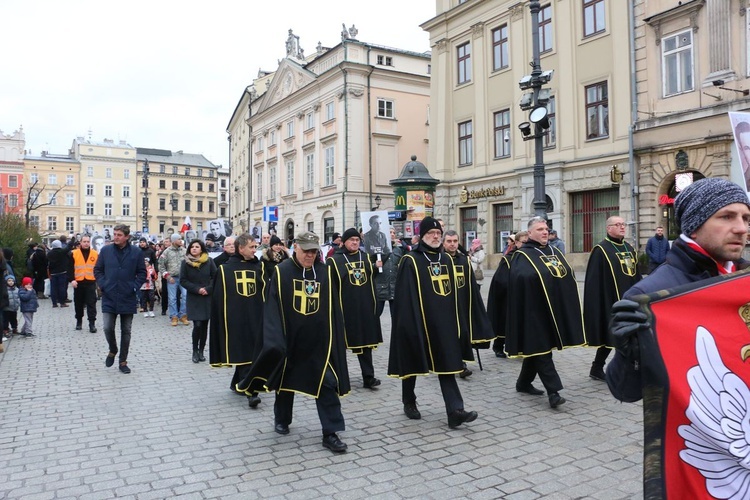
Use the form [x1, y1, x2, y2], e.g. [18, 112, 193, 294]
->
[448, 409, 478, 428]
[274, 423, 290, 435]
[75, 322, 82, 331]
[403, 402, 421, 420]
[495, 351, 507, 358]
[549, 392, 566, 408]
[363, 377, 381, 389]
[247, 395, 261, 408]
[516, 384, 544, 395]
[322, 433, 347, 453]
[589, 364, 606, 381]
[459, 367, 473, 379]
[89, 324, 97, 333]
[105, 353, 116, 367]
[119, 362, 131, 374]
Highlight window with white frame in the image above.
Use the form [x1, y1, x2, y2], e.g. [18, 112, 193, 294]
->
[457, 42, 472, 84]
[122, 204, 130, 216]
[47, 216, 57, 231]
[493, 110, 511, 158]
[258, 135, 264, 150]
[86, 203, 94, 215]
[197, 168, 202, 177]
[48, 174, 57, 185]
[377, 99, 394, 118]
[209, 170, 214, 178]
[220, 179, 226, 188]
[65, 193, 75, 206]
[87, 167, 93, 177]
[104, 203, 112, 216]
[305, 153, 315, 191]
[86, 184, 94, 196]
[539, 4, 553, 53]
[269, 130, 276, 146]
[106, 168, 112, 178]
[105, 185, 113, 197]
[585, 81, 609, 139]
[66, 174, 74, 186]
[30, 173, 38, 184]
[256, 171, 263, 201]
[269, 166, 276, 199]
[48, 192, 57, 205]
[123, 186, 130, 197]
[305, 112, 314, 130]
[29, 215, 39, 228]
[8, 175, 17, 188]
[324, 146, 335, 186]
[458, 121, 473, 166]
[65, 217, 75, 232]
[124, 169, 130, 179]
[286, 160, 294, 195]
[160, 164, 166, 173]
[492, 25, 509, 71]
[662, 30, 694, 96]
[326, 102, 335, 121]
[8, 194, 17, 207]
[172, 166, 178, 174]
[185, 167, 190, 176]
[543, 96, 557, 148]
[286, 120, 294, 138]
[583, 0, 605, 37]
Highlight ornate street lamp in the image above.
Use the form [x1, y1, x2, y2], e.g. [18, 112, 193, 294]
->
[141, 159, 150, 232]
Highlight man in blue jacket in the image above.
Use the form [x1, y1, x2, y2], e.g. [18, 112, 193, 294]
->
[645, 226, 669, 273]
[94, 224, 146, 374]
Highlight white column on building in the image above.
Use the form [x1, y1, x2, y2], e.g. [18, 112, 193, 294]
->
[707, 0, 731, 76]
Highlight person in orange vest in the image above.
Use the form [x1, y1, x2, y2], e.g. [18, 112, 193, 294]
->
[68, 234, 99, 332]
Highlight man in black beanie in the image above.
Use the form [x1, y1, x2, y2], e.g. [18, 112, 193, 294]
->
[607, 177, 750, 403]
[387, 216, 482, 428]
[327, 227, 383, 389]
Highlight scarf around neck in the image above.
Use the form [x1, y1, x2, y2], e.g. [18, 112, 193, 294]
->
[184, 252, 209, 268]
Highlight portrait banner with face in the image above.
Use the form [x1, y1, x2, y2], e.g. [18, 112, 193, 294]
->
[205, 219, 227, 245]
[632, 270, 750, 499]
[361, 210, 392, 255]
[728, 111, 750, 193]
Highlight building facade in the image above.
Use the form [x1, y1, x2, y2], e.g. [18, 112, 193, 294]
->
[0, 128, 26, 216]
[227, 28, 430, 243]
[74, 138, 137, 237]
[136, 148, 220, 237]
[423, 0, 633, 269]
[633, 0, 750, 243]
[23, 152, 81, 236]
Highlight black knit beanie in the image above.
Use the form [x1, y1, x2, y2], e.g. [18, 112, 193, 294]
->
[419, 217, 442, 239]
[674, 178, 750, 236]
[341, 228, 360, 243]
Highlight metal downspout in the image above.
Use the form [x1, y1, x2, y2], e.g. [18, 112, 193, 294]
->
[628, 0, 640, 250]
[341, 43, 350, 228]
[247, 99, 253, 234]
[367, 45, 373, 209]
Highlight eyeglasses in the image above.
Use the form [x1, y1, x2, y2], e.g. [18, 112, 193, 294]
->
[607, 223, 626, 228]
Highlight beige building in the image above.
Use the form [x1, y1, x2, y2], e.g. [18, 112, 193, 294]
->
[633, 0, 750, 243]
[227, 28, 430, 242]
[73, 138, 137, 238]
[136, 149, 220, 237]
[423, 0, 633, 269]
[23, 152, 81, 237]
[217, 168, 229, 221]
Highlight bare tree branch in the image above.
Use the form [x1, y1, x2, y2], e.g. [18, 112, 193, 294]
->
[24, 178, 65, 229]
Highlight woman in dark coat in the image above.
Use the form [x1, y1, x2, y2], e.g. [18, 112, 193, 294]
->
[260, 235, 289, 282]
[30, 244, 48, 298]
[180, 239, 217, 363]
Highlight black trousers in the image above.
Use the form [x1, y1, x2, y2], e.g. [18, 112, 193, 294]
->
[160, 277, 169, 314]
[592, 346, 612, 367]
[74, 281, 98, 323]
[375, 300, 395, 321]
[274, 367, 345, 436]
[402, 374, 464, 415]
[517, 353, 563, 394]
[191, 320, 208, 350]
[357, 347, 375, 381]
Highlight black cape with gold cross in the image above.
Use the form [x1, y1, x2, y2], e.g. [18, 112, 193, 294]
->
[449, 251, 495, 349]
[487, 253, 512, 340]
[209, 255, 266, 367]
[505, 240, 586, 357]
[327, 247, 383, 352]
[583, 237, 641, 348]
[387, 242, 471, 378]
[237, 256, 351, 398]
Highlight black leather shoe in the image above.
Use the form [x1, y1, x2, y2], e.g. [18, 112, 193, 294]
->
[495, 351, 507, 358]
[247, 396, 261, 408]
[89, 324, 97, 333]
[549, 392, 566, 408]
[198, 349, 206, 362]
[192, 349, 200, 363]
[448, 409, 478, 428]
[274, 423, 290, 435]
[589, 364, 606, 381]
[363, 377, 381, 389]
[119, 362, 131, 374]
[105, 353, 116, 367]
[322, 433, 347, 453]
[403, 402, 421, 420]
[75, 321, 82, 331]
[459, 367, 473, 379]
[516, 384, 544, 395]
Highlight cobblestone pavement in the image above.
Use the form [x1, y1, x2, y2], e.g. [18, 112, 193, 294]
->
[0, 275, 643, 499]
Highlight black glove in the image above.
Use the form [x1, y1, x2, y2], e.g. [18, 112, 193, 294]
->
[610, 299, 649, 364]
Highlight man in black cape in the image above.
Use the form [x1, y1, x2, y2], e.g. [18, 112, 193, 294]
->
[327, 227, 384, 389]
[387, 217, 480, 429]
[209, 233, 266, 408]
[239, 231, 350, 453]
[583, 215, 640, 381]
[506, 217, 586, 408]
[442, 229, 495, 378]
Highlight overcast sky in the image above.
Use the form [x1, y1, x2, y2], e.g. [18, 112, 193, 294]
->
[1, 0, 433, 167]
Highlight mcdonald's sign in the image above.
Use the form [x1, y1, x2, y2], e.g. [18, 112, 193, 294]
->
[394, 187, 407, 210]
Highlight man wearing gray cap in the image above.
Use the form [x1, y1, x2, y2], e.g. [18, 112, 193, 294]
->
[158, 233, 188, 327]
[607, 177, 750, 403]
[239, 231, 350, 453]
